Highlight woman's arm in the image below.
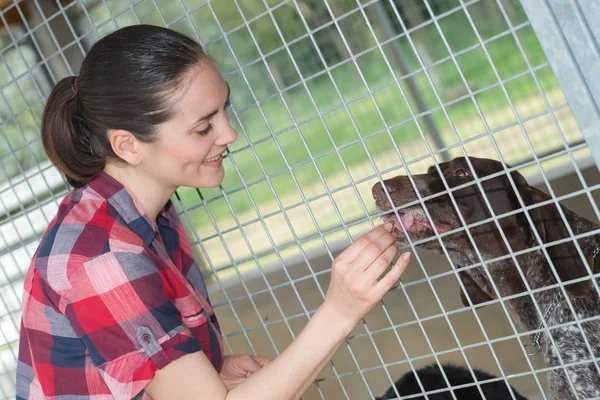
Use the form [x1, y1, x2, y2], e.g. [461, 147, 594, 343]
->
[145, 223, 409, 400]
[144, 303, 354, 400]
[230, 301, 360, 399]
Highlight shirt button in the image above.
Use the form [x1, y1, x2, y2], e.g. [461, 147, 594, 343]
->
[142, 333, 152, 344]
[210, 315, 217, 323]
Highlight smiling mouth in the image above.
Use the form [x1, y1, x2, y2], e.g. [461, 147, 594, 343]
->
[203, 154, 223, 163]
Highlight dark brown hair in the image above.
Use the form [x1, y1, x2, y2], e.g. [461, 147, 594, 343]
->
[41, 25, 206, 187]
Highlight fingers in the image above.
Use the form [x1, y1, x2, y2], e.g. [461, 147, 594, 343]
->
[336, 223, 393, 263]
[237, 355, 262, 374]
[325, 224, 408, 326]
[373, 252, 410, 298]
[244, 356, 270, 378]
[253, 356, 271, 367]
[351, 230, 397, 272]
[363, 243, 399, 283]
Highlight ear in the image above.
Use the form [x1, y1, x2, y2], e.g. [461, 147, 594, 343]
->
[108, 129, 143, 165]
[458, 271, 494, 307]
[514, 173, 592, 298]
[533, 201, 592, 298]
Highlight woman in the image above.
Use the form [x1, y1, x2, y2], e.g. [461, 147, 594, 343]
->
[16, 25, 410, 399]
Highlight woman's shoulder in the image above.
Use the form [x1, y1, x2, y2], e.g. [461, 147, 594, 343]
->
[38, 186, 114, 253]
[32, 184, 149, 294]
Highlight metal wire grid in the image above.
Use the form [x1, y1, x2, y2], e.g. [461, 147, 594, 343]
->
[166, 0, 586, 276]
[0, 3, 73, 398]
[0, 0, 599, 399]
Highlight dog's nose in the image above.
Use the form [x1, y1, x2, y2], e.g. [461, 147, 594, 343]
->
[372, 182, 385, 202]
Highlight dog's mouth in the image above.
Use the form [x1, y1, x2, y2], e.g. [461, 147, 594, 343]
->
[382, 209, 451, 239]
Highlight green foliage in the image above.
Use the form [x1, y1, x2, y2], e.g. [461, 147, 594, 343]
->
[1, 0, 555, 229]
[0, 46, 46, 181]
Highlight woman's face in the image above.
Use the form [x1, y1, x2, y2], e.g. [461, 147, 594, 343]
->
[140, 60, 238, 191]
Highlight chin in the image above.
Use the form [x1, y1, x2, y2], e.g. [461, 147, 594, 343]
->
[190, 177, 225, 189]
[182, 169, 225, 189]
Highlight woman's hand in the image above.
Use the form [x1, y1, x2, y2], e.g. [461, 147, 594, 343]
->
[324, 223, 410, 329]
[219, 354, 271, 390]
[146, 224, 409, 400]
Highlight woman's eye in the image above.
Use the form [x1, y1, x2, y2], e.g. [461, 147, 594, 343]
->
[454, 168, 470, 178]
[196, 124, 213, 136]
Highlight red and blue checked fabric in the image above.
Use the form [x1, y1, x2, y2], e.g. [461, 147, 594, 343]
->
[16, 172, 224, 399]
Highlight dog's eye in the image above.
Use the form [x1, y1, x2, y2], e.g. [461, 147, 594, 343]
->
[454, 169, 470, 178]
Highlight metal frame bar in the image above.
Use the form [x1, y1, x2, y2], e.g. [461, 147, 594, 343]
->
[0, 0, 599, 399]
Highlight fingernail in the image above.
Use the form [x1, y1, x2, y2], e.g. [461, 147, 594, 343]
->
[402, 252, 411, 262]
[384, 222, 393, 231]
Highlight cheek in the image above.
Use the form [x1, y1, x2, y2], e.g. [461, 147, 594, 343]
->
[167, 138, 211, 164]
[429, 196, 460, 222]
[460, 207, 488, 224]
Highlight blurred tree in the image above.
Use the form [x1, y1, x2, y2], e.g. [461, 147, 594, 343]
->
[0, 1, 49, 184]
[297, 0, 350, 65]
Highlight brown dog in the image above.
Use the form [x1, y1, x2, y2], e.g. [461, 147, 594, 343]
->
[372, 157, 600, 399]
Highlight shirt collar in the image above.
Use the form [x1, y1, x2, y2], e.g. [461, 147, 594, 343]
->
[87, 171, 174, 246]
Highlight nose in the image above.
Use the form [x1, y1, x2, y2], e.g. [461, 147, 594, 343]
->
[372, 182, 387, 203]
[216, 120, 238, 146]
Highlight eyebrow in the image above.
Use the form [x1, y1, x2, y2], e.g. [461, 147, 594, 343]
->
[189, 82, 231, 130]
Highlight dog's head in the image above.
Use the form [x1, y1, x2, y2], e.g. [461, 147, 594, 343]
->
[372, 156, 597, 301]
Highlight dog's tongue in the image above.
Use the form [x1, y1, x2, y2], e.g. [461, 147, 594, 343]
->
[396, 213, 414, 231]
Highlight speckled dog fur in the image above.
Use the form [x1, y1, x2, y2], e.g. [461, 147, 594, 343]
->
[373, 157, 600, 399]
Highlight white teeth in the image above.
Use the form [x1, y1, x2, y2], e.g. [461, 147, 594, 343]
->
[204, 154, 222, 163]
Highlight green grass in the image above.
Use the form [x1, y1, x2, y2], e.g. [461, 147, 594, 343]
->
[1, 0, 552, 231]
[177, 24, 559, 230]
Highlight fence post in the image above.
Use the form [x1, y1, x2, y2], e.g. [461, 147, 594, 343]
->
[372, 2, 448, 161]
[519, 0, 600, 166]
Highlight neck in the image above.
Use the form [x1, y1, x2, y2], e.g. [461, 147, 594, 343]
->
[451, 250, 541, 330]
[103, 164, 175, 222]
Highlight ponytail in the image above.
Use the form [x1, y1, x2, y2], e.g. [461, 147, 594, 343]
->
[40, 25, 206, 188]
[40, 76, 107, 188]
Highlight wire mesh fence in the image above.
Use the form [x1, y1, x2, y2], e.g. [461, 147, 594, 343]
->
[1, 0, 599, 399]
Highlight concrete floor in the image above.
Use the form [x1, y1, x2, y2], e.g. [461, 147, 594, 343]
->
[206, 163, 600, 400]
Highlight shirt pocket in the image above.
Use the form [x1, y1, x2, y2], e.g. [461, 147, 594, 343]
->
[181, 309, 207, 328]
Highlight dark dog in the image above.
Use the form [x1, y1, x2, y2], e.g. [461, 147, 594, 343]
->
[377, 363, 527, 399]
[372, 157, 600, 399]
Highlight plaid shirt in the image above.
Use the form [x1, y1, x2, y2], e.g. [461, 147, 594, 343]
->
[16, 172, 224, 399]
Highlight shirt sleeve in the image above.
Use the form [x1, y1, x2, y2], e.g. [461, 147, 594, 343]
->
[63, 250, 203, 398]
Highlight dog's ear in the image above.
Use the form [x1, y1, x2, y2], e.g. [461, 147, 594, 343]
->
[459, 271, 494, 307]
[530, 199, 592, 298]
[513, 171, 592, 298]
